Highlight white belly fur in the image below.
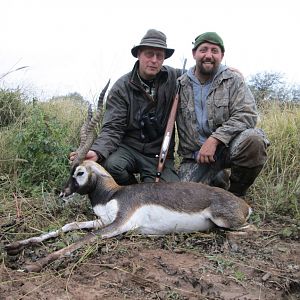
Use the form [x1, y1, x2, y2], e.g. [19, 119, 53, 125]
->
[131, 205, 214, 234]
[94, 200, 214, 235]
[93, 199, 119, 226]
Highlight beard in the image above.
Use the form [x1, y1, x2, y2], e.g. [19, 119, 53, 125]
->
[198, 60, 219, 76]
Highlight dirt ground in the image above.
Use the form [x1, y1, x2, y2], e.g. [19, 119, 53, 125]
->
[1, 215, 300, 300]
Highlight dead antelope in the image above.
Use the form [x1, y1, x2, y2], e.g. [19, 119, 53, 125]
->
[5, 81, 253, 272]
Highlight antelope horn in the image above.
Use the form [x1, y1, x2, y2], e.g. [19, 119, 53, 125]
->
[72, 80, 110, 167]
[78, 104, 93, 150]
[98, 79, 110, 110]
[85, 79, 110, 135]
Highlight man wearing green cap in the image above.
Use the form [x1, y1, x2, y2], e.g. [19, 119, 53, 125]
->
[70, 29, 180, 185]
[177, 32, 269, 196]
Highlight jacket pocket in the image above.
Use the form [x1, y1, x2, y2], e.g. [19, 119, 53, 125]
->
[178, 100, 192, 121]
[214, 98, 229, 126]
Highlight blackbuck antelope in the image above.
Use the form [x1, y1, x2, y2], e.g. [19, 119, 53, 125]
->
[5, 81, 253, 272]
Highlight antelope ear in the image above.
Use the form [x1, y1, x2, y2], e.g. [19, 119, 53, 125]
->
[90, 162, 112, 178]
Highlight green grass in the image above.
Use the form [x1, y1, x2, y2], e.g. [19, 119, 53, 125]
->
[0, 95, 88, 195]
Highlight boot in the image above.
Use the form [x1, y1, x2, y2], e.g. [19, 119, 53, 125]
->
[229, 165, 263, 197]
[210, 169, 230, 190]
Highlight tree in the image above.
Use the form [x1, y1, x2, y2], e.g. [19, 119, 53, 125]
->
[49, 92, 87, 105]
[66, 92, 85, 102]
[247, 71, 300, 106]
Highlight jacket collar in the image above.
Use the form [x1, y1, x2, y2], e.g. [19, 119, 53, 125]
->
[180, 64, 231, 89]
[130, 61, 168, 89]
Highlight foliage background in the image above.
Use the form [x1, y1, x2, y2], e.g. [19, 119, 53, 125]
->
[0, 72, 299, 233]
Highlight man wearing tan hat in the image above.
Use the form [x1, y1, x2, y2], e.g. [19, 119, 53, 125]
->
[177, 32, 269, 196]
[83, 29, 180, 184]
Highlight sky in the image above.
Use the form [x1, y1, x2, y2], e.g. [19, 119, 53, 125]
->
[1, 0, 299, 103]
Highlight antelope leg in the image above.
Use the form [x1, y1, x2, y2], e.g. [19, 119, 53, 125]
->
[23, 230, 100, 272]
[22, 221, 128, 272]
[5, 220, 104, 255]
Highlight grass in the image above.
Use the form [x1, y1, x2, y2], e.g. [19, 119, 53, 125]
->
[0, 95, 88, 195]
[251, 102, 300, 220]
[0, 90, 299, 219]
[0, 89, 299, 275]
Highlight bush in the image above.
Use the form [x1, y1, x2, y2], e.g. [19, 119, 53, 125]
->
[0, 88, 26, 127]
[13, 106, 69, 193]
[1, 98, 87, 196]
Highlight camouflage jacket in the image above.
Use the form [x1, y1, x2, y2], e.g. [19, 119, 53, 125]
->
[176, 66, 258, 159]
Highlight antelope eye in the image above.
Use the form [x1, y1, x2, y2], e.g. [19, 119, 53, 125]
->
[77, 171, 84, 176]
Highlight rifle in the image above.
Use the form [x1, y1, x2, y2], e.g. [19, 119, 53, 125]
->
[155, 59, 187, 182]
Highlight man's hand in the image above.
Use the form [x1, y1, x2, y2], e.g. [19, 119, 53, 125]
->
[196, 136, 221, 164]
[69, 150, 99, 162]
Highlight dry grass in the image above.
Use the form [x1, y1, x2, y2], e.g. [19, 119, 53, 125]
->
[252, 102, 300, 220]
[0, 97, 299, 275]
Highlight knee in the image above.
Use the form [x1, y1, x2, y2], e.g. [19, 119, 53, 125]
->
[245, 134, 267, 153]
[103, 155, 137, 185]
[104, 156, 125, 177]
[230, 130, 269, 167]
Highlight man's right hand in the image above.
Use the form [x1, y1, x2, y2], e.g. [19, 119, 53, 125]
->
[69, 150, 99, 162]
[196, 136, 221, 164]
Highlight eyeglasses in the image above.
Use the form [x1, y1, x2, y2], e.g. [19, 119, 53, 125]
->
[143, 50, 165, 61]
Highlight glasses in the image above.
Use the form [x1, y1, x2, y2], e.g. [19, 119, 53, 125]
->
[143, 50, 165, 61]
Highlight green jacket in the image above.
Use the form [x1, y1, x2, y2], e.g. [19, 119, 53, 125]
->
[91, 61, 181, 159]
[177, 66, 258, 159]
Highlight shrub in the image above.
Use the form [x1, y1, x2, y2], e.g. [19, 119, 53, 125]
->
[0, 88, 26, 127]
[1, 99, 87, 195]
[12, 106, 69, 193]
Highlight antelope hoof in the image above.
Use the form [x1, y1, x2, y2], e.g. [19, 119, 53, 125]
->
[226, 224, 258, 239]
[23, 263, 43, 273]
[5, 242, 24, 255]
[236, 223, 258, 233]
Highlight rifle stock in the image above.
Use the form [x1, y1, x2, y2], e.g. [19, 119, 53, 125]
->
[155, 59, 187, 182]
[155, 82, 181, 182]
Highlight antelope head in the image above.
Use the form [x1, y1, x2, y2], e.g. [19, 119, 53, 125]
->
[60, 80, 110, 198]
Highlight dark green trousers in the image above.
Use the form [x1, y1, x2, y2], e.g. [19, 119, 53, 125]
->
[103, 144, 179, 185]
